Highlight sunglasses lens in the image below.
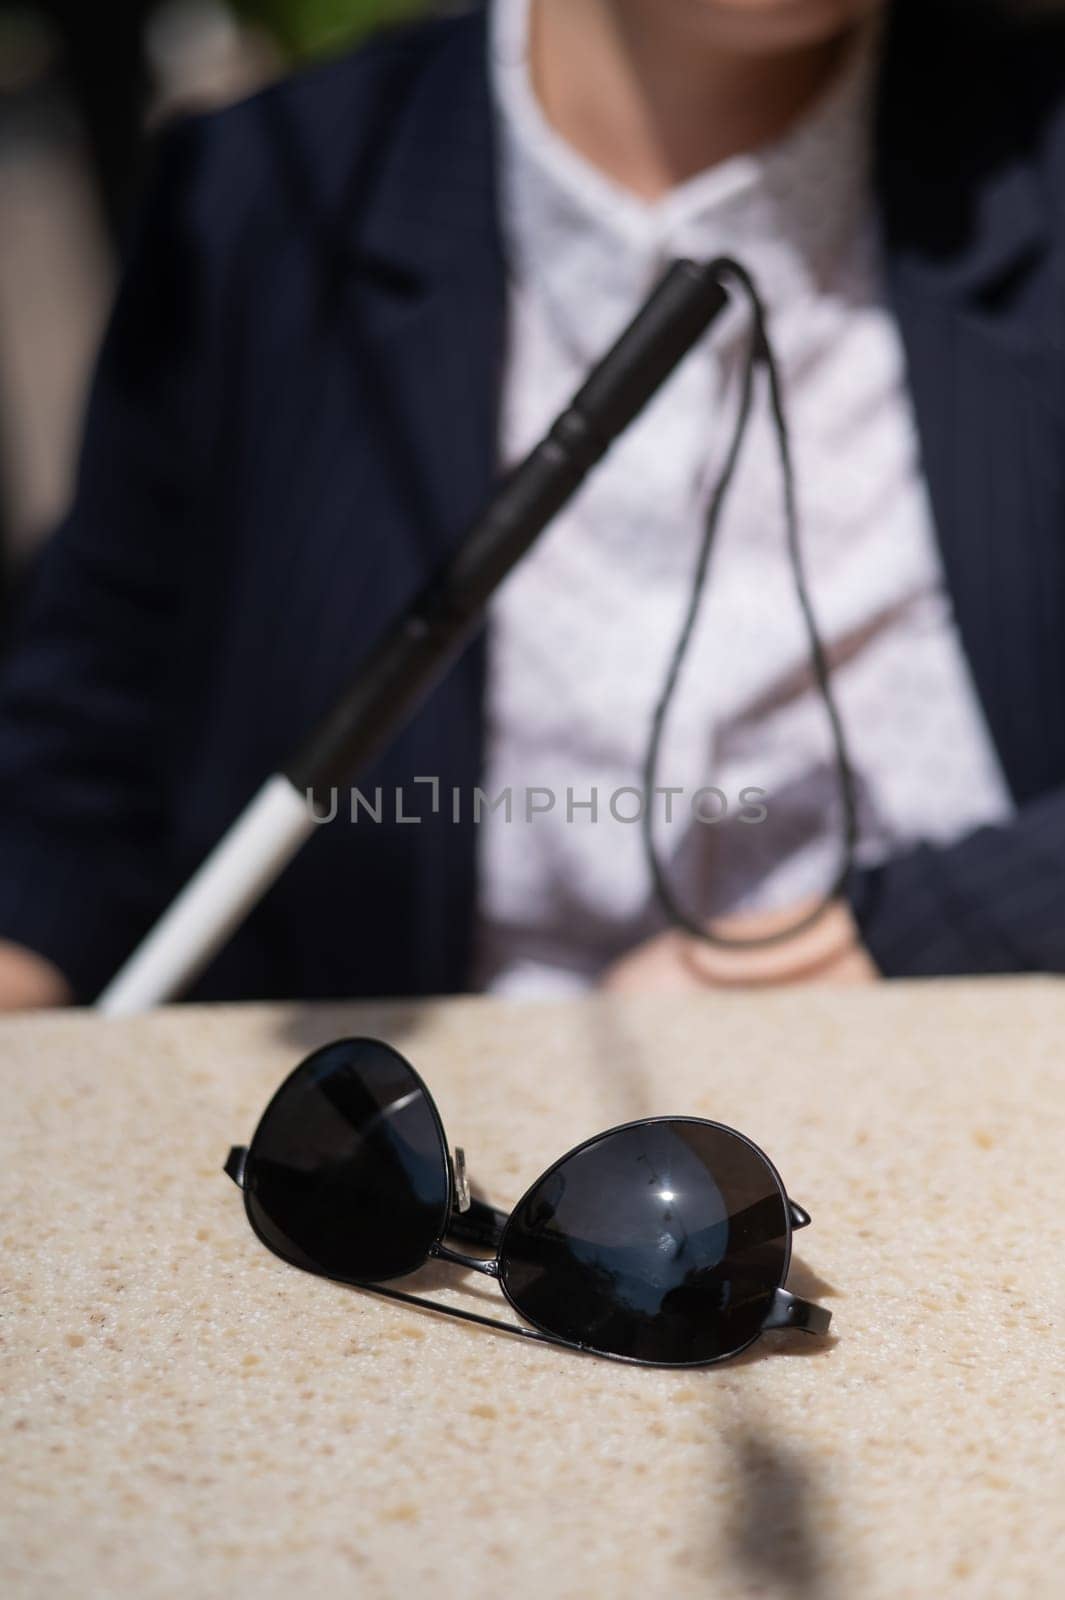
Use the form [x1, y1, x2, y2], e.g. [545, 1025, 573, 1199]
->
[244, 1038, 449, 1283]
[499, 1120, 789, 1364]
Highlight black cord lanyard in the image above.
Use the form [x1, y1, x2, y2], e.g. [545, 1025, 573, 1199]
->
[640, 257, 859, 950]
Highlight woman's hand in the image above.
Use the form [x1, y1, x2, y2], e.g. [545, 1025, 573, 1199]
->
[601, 898, 878, 992]
[0, 941, 73, 1011]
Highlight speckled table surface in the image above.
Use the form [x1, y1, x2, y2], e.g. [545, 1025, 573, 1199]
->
[1, 982, 1062, 1599]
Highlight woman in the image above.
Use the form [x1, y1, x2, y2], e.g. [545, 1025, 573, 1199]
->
[1, 0, 1063, 1007]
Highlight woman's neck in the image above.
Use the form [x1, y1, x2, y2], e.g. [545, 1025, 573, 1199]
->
[530, 0, 857, 201]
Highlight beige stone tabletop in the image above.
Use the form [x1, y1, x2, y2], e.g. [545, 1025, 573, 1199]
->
[1, 980, 1063, 1599]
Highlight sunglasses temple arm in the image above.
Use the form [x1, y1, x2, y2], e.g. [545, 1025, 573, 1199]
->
[225, 1147, 248, 1187]
[357, 1280, 582, 1354]
[764, 1287, 831, 1336]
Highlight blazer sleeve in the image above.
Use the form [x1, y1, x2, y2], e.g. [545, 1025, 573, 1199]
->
[0, 115, 237, 1001]
[847, 785, 1065, 976]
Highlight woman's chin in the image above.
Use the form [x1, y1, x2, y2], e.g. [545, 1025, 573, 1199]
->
[667, 0, 881, 55]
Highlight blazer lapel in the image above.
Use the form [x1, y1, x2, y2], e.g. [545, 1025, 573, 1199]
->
[343, 9, 506, 566]
[328, 12, 505, 989]
[877, 2, 1065, 804]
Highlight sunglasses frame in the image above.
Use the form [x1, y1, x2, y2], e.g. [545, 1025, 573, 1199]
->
[225, 1039, 830, 1368]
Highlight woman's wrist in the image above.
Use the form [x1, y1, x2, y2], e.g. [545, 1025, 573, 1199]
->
[602, 898, 879, 992]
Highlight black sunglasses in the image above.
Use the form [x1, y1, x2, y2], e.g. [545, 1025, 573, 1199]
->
[224, 1038, 831, 1367]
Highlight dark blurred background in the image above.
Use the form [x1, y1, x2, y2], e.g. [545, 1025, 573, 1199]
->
[0, 0, 454, 630]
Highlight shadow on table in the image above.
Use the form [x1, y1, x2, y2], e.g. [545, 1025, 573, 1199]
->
[719, 1423, 840, 1599]
[574, 1002, 845, 1595]
[273, 1001, 427, 1059]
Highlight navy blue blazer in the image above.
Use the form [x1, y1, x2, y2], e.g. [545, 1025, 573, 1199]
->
[3, 1, 1065, 1003]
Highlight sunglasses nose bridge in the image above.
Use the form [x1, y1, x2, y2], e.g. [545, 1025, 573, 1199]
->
[430, 1240, 500, 1278]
